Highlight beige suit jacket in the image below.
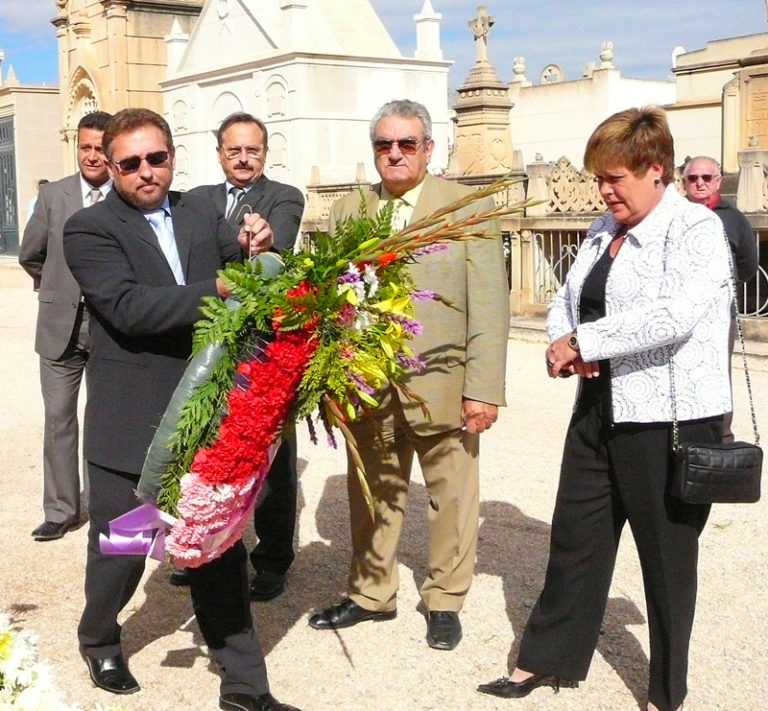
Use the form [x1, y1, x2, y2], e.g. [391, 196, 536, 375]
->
[330, 174, 509, 435]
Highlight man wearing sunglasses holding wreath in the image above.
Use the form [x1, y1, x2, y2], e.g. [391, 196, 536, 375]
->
[63, 108, 299, 711]
[683, 155, 758, 442]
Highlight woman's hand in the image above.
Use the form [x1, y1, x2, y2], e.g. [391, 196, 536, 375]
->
[545, 333, 600, 379]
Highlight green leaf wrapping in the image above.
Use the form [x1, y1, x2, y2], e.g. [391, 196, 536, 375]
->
[136, 252, 285, 503]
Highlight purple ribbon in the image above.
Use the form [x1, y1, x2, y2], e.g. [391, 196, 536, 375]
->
[99, 502, 177, 562]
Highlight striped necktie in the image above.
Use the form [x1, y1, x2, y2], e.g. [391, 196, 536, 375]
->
[226, 186, 245, 219]
[147, 210, 185, 285]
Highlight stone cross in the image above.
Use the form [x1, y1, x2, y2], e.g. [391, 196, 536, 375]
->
[469, 6, 494, 64]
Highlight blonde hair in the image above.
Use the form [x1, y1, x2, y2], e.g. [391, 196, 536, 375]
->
[584, 106, 674, 185]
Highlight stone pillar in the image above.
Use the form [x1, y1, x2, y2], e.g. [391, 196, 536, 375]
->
[737, 144, 768, 212]
[722, 77, 741, 174]
[103, 0, 130, 110]
[414, 0, 443, 61]
[165, 19, 190, 77]
[525, 158, 554, 216]
[451, 6, 514, 176]
[280, 1, 309, 48]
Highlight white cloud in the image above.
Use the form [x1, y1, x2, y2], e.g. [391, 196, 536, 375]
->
[0, 0, 59, 36]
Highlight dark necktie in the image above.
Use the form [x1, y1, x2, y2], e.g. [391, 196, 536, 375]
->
[226, 186, 245, 219]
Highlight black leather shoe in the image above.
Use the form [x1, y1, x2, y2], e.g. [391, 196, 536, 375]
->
[31, 520, 74, 541]
[477, 674, 579, 698]
[308, 597, 396, 630]
[169, 568, 191, 586]
[82, 652, 140, 695]
[219, 692, 301, 711]
[426, 611, 462, 650]
[249, 570, 286, 601]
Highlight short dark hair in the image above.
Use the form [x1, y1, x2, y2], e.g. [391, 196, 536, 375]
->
[102, 108, 174, 158]
[77, 111, 112, 133]
[584, 106, 675, 185]
[216, 112, 269, 149]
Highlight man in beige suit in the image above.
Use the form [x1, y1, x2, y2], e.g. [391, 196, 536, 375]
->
[309, 100, 509, 650]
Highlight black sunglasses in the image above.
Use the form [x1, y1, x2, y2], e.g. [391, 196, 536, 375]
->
[111, 150, 170, 175]
[685, 173, 719, 184]
[373, 138, 424, 155]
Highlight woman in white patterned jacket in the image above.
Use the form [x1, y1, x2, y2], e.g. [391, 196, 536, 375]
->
[478, 107, 732, 711]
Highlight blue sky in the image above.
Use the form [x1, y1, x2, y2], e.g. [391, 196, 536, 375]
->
[1, 0, 767, 89]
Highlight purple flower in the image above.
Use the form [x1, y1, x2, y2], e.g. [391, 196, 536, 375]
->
[412, 243, 449, 258]
[337, 271, 362, 285]
[348, 371, 376, 395]
[411, 290, 437, 301]
[397, 353, 426, 373]
[385, 312, 423, 336]
[305, 416, 318, 445]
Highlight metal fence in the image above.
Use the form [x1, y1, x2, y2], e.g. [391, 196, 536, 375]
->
[528, 227, 768, 318]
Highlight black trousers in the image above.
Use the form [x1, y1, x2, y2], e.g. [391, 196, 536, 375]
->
[517, 398, 720, 711]
[78, 461, 268, 696]
[250, 430, 298, 576]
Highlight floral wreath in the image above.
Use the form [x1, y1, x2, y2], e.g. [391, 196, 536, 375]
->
[99, 177, 528, 567]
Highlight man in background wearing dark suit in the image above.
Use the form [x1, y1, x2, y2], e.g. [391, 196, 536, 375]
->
[190, 112, 305, 602]
[19, 111, 112, 541]
[64, 108, 299, 711]
[683, 155, 759, 442]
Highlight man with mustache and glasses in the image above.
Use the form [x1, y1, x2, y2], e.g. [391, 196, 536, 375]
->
[63, 108, 300, 711]
[683, 155, 758, 443]
[308, 100, 509, 652]
[19, 111, 112, 542]
[184, 112, 305, 603]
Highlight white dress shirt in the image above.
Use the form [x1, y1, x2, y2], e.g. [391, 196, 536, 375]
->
[80, 175, 112, 206]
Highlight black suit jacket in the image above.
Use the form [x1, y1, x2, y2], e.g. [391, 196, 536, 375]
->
[63, 189, 242, 474]
[190, 175, 304, 252]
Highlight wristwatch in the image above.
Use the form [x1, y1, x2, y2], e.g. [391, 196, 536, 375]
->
[567, 332, 579, 351]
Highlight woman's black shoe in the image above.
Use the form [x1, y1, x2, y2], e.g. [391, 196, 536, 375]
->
[477, 674, 578, 699]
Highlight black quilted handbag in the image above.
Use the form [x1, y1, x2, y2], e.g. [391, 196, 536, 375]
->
[666, 229, 762, 505]
[672, 440, 762, 504]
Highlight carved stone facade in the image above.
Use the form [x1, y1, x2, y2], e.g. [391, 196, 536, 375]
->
[52, 0, 203, 172]
[161, 0, 451, 191]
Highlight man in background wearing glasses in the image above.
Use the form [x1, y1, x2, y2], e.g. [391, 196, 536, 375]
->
[308, 99, 509, 652]
[63, 108, 299, 711]
[187, 112, 305, 603]
[19, 110, 112, 542]
[683, 155, 758, 442]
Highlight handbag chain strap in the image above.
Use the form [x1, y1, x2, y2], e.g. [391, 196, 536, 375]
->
[667, 226, 760, 451]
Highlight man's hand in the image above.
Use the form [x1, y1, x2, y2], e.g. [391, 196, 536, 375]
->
[461, 399, 498, 434]
[215, 277, 230, 300]
[238, 212, 274, 256]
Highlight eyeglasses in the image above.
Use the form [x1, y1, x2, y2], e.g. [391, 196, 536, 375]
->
[110, 150, 169, 175]
[373, 138, 425, 155]
[222, 146, 265, 161]
[685, 174, 719, 184]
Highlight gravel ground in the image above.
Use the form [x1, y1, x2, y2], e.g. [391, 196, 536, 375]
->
[1, 270, 767, 711]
